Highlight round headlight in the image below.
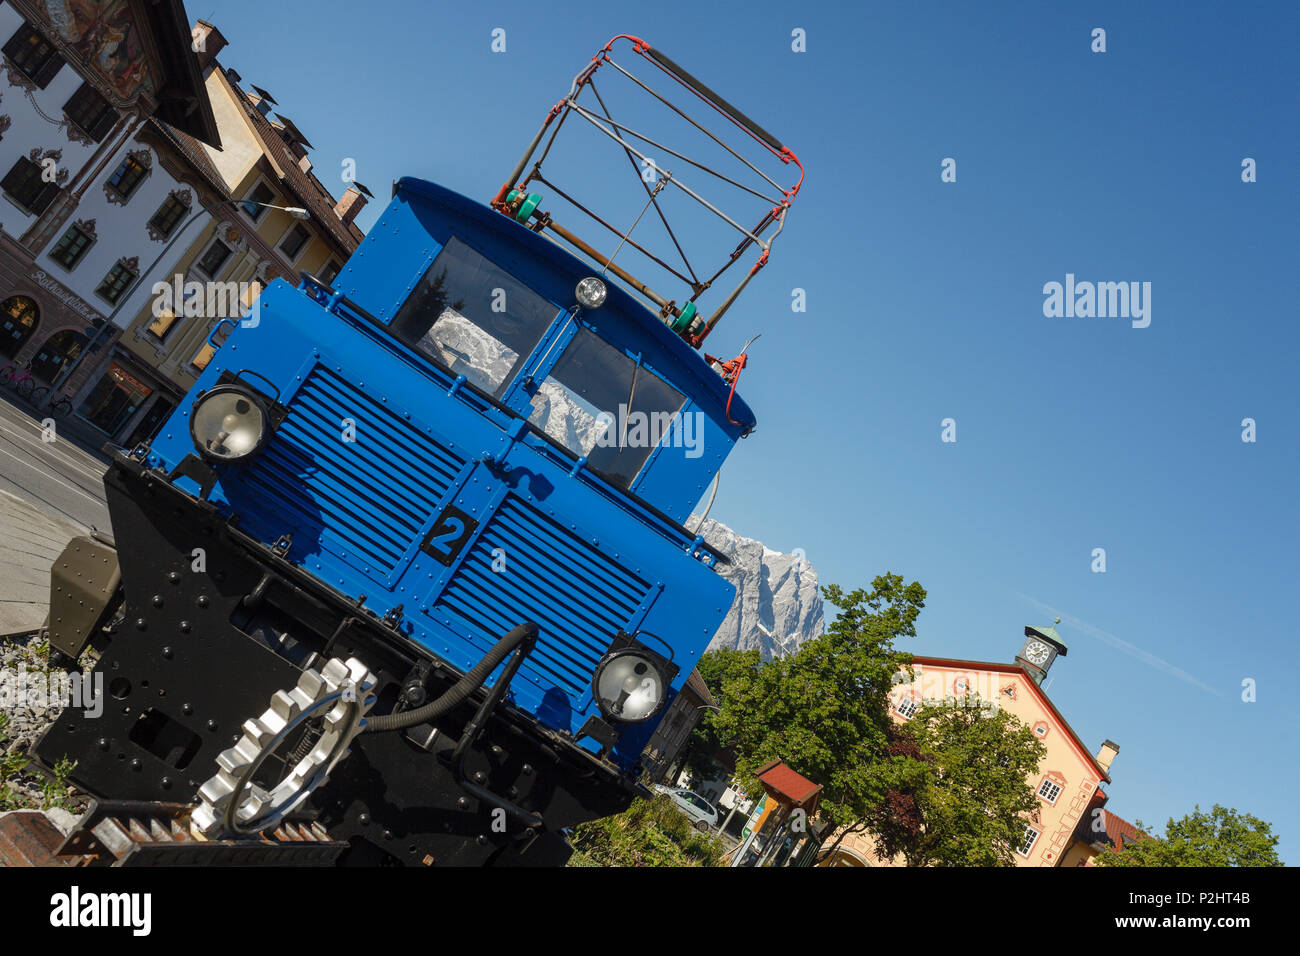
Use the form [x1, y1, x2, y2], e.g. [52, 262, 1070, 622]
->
[593, 649, 668, 723]
[190, 385, 269, 461]
[575, 276, 607, 310]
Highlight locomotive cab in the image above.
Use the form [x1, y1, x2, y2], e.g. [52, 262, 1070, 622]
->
[157, 176, 752, 756]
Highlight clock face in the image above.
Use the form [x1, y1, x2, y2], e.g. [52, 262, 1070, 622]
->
[1025, 640, 1052, 666]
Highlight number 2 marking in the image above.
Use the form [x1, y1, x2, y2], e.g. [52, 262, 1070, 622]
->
[420, 504, 479, 566]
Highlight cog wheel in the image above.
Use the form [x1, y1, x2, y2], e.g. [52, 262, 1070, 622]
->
[192, 657, 377, 838]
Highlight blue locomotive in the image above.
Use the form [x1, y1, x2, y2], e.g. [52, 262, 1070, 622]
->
[37, 35, 801, 865]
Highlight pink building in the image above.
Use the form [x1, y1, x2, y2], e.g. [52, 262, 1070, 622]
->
[826, 620, 1123, 867]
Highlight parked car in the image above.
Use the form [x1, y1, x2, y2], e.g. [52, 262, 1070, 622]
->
[654, 787, 720, 831]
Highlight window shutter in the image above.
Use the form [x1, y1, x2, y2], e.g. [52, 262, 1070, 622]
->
[62, 80, 90, 115]
[89, 105, 119, 142]
[32, 179, 60, 216]
[0, 160, 29, 196]
[32, 50, 64, 89]
[1, 29, 25, 62]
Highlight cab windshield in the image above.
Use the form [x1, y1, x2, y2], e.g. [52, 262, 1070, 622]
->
[528, 326, 685, 489]
[391, 237, 558, 397]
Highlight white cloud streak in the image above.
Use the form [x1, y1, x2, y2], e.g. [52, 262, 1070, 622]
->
[1015, 594, 1224, 698]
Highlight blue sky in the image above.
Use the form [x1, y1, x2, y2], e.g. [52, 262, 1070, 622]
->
[202, 0, 1299, 861]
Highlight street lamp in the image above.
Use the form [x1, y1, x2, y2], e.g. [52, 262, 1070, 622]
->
[47, 199, 310, 399]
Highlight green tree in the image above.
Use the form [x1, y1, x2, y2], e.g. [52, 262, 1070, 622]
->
[567, 794, 725, 866]
[707, 575, 926, 856]
[1097, 804, 1282, 867]
[863, 698, 1047, 866]
[675, 648, 761, 781]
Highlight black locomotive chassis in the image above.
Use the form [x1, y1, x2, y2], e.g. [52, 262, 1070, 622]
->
[34, 453, 639, 866]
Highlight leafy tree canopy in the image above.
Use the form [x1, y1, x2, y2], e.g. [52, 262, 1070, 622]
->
[706, 575, 925, 840]
[1097, 804, 1282, 867]
[864, 699, 1047, 866]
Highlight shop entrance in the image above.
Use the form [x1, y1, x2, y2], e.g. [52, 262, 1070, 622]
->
[79, 363, 153, 436]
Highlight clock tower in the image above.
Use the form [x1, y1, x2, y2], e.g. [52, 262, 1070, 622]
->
[1016, 617, 1068, 685]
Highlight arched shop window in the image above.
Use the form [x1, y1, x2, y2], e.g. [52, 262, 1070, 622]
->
[29, 329, 86, 381]
[0, 295, 39, 358]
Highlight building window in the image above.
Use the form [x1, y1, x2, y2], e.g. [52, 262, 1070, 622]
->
[190, 342, 216, 372]
[96, 260, 138, 305]
[241, 182, 275, 221]
[319, 260, 342, 285]
[1, 157, 60, 215]
[105, 155, 148, 202]
[1017, 825, 1040, 858]
[896, 696, 919, 719]
[148, 194, 189, 240]
[49, 223, 94, 269]
[3, 22, 65, 88]
[147, 310, 177, 342]
[0, 295, 40, 359]
[63, 81, 118, 142]
[278, 223, 310, 260]
[1032, 721, 1050, 739]
[1037, 778, 1063, 804]
[196, 240, 233, 278]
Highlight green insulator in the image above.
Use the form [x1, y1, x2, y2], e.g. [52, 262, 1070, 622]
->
[671, 301, 697, 333]
[515, 193, 542, 222]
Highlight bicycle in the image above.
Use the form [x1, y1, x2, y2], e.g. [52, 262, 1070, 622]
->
[0, 360, 42, 400]
[1, 362, 73, 415]
[44, 392, 73, 417]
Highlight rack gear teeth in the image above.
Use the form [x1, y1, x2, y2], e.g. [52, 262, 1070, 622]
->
[192, 657, 377, 838]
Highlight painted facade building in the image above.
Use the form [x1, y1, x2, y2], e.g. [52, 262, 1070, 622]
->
[0, 0, 219, 440]
[0, 5, 364, 447]
[824, 620, 1123, 867]
[95, 20, 365, 440]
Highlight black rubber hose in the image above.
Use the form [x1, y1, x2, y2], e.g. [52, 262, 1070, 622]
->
[365, 622, 539, 733]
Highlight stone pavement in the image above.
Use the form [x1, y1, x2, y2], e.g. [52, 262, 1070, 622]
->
[0, 489, 86, 637]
